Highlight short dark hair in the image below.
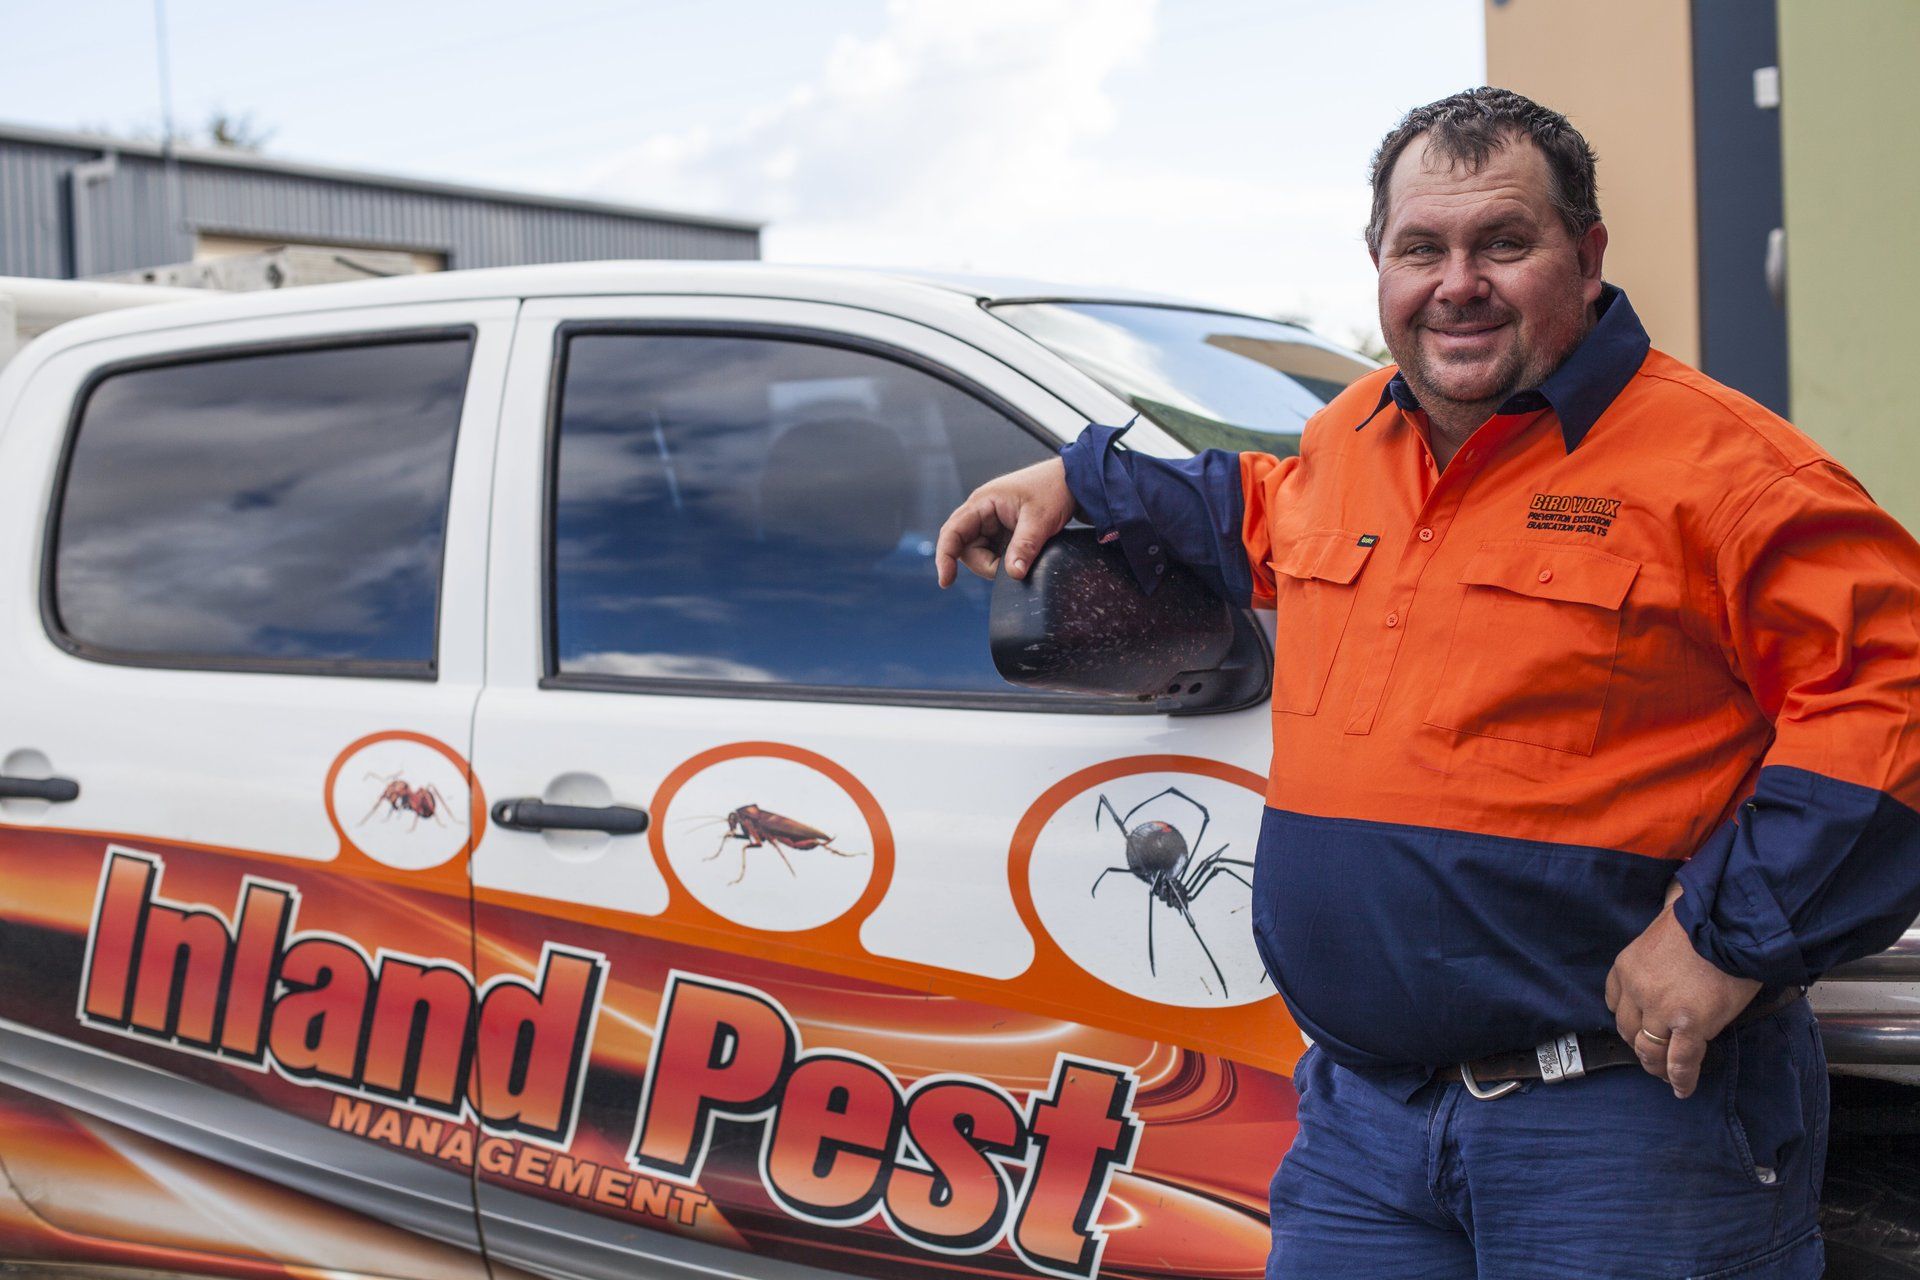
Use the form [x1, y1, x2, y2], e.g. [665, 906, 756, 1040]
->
[1365, 86, 1601, 256]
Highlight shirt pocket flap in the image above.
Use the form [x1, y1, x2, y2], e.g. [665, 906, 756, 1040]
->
[1273, 530, 1375, 585]
[1458, 541, 1640, 609]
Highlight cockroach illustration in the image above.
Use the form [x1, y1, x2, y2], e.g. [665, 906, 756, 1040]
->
[1089, 787, 1255, 996]
[358, 770, 461, 832]
[699, 804, 868, 885]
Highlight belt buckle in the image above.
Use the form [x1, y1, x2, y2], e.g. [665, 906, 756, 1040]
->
[1458, 1060, 1522, 1101]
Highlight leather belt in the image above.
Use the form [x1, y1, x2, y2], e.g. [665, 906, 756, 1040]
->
[1454, 985, 1808, 1100]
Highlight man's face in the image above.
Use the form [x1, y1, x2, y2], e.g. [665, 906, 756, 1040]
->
[1373, 134, 1606, 415]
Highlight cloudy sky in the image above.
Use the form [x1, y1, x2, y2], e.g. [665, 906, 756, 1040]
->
[0, 0, 1484, 343]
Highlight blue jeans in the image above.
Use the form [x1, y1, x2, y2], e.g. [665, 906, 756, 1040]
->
[1268, 1000, 1828, 1279]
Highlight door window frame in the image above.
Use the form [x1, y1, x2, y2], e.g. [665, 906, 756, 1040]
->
[538, 319, 1164, 714]
[40, 325, 478, 681]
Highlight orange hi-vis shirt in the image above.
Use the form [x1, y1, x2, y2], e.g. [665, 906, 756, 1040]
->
[1060, 286, 1920, 1098]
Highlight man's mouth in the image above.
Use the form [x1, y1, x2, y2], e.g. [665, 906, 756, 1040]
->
[1427, 319, 1508, 337]
[1424, 319, 1511, 355]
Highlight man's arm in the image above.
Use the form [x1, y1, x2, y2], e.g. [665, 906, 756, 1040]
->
[936, 419, 1300, 604]
[1609, 460, 1920, 1098]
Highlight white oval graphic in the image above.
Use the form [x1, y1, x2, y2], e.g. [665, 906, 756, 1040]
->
[334, 739, 471, 870]
[1028, 772, 1269, 1008]
[663, 757, 873, 932]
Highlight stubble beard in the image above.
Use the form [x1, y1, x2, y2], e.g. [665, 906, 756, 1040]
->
[1388, 302, 1532, 430]
[1386, 299, 1593, 443]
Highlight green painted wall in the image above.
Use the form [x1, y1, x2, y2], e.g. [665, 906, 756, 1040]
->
[1778, 0, 1920, 532]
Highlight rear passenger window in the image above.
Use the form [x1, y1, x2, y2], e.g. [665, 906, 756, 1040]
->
[51, 335, 473, 674]
[549, 330, 1066, 701]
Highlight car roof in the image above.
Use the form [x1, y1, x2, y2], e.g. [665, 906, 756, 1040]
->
[28, 260, 1292, 350]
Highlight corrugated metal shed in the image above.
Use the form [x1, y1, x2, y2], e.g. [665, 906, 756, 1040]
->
[0, 121, 761, 279]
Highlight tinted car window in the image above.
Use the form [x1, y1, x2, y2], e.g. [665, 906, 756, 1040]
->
[551, 332, 1056, 697]
[52, 335, 473, 671]
[992, 302, 1375, 457]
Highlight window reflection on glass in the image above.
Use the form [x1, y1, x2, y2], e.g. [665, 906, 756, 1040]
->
[991, 302, 1375, 456]
[54, 337, 472, 668]
[551, 333, 1055, 695]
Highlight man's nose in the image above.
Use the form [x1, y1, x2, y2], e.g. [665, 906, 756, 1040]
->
[1433, 249, 1491, 306]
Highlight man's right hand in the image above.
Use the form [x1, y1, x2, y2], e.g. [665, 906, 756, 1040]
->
[934, 457, 1075, 588]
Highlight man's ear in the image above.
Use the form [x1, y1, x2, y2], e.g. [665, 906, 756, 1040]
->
[1578, 221, 1609, 303]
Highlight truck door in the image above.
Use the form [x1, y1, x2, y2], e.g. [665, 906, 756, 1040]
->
[468, 295, 1299, 1280]
[0, 300, 512, 1279]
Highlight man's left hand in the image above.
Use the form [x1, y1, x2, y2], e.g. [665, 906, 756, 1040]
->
[1605, 885, 1760, 1100]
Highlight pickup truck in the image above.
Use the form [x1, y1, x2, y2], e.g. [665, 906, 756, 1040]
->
[0, 264, 1912, 1280]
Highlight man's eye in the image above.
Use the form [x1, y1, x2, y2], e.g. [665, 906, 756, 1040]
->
[1405, 244, 1439, 258]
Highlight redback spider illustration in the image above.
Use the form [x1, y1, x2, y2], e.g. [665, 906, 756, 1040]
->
[1089, 786, 1255, 995]
[359, 770, 461, 832]
[697, 804, 868, 885]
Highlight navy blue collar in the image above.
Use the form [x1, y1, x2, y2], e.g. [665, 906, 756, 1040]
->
[1355, 284, 1651, 451]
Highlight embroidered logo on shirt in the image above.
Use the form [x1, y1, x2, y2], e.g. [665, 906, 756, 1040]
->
[1527, 493, 1621, 537]
[1357, 534, 1379, 547]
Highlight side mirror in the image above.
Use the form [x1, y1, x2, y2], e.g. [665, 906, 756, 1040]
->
[990, 527, 1266, 709]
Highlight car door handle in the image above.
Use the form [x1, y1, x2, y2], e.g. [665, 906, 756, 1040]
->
[490, 799, 650, 835]
[0, 775, 79, 803]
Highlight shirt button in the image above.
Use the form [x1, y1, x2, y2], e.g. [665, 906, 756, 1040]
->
[1155, 563, 1166, 575]
[1418, 527, 1434, 542]
[1538, 569, 1553, 583]
[1385, 612, 1399, 628]
[1147, 544, 1161, 555]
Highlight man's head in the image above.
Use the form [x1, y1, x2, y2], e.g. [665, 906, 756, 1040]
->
[1367, 87, 1607, 423]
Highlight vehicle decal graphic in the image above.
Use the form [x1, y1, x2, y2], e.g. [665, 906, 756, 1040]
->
[654, 742, 885, 932]
[1016, 758, 1273, 1009]
[325, 1093, 716, 1228]
[1085, 786, 1256, 997]
[2, 809, 1291, 1279]
[359, 770, 462, 832]
[79, 847, 605, 1146]
[324, 731, 483, 872]
[693, 804, 869, 884]
[626, 970, 1139, 1278]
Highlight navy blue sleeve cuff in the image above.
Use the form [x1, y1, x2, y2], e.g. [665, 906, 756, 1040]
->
[1674, 766, 1920, 985]
[1058, 418, 1175, 596]
[1672, 818, 1802, 984]
[1057, 419, 1255, 603]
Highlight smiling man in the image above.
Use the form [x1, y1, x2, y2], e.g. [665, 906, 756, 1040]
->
[937, 87, 1920, 1277]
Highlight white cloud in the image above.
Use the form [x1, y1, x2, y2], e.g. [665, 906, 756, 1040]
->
[578, 0, 1383, 341]
[585, 0, 1154, 222]
[566, 651, 777, 682]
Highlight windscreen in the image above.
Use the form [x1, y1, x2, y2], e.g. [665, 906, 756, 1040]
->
[992, 301, 1376, 457]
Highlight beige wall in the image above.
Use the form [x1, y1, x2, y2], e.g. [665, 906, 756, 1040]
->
[1777, 0, 1920, 532]
[1484, 0, 1700, 365]
[195, 232, 446, 275]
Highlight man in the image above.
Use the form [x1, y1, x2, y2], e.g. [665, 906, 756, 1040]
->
[935, 88, 1920, 1278]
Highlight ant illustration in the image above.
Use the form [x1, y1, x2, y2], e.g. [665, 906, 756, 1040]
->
[358, 770, 461, 832]
[688, 804, 868, 885]
[1089, 787, 1255, 996]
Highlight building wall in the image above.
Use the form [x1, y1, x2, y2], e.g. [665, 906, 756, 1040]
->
[1483, 0, 1701, 366]
[1777, 0, 1920, 531]
[0, 127, 759, 281]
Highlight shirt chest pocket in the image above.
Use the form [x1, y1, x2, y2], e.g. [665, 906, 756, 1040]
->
[1423, 541, 1641, 755]
[1270, 530, 1374, 716]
